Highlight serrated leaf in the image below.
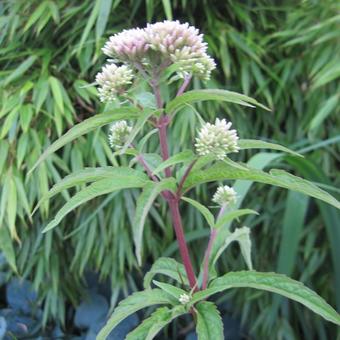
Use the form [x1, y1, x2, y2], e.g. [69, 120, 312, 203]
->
[29, 108, 140, 174]
[152, 280, 187, 300]
[213, 226, 253, 270]
[143, 257, 189, 289]
[152, 150, 195, 175]
[166, 89, 270, 114]
[181, 197, 214, 229]
[96, 289, 175, 340]
[195, 301, 224, 340]
[33, 167, 147, 214]
[43, 174, 149, 233]
[183, 162, 340, 209]
[126, 306, 186, 340]
[133, 178, 176, 265]
[215, 209, 258, 229]
[191, 271, 340, 326]
[238, 139, 302, 157]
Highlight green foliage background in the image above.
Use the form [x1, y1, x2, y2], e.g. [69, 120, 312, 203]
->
[0, 0, 339, 338]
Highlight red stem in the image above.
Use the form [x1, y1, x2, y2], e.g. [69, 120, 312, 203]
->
[201, 228, 217, 290]
[168, 197, 197, 289]
[158, 115, 172, 178]
[176, 75, 192, 97]
[177, 159, 197, 196]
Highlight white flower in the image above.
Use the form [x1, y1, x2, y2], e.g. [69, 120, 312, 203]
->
[108, 120, 133, 149]
[145, 20, 216, 79]
[179, 293, 191, 305]
[95, 64, 134, 102]
[102, 28, 149, 62]
[195, 118, 239, 160]
[212, 185, 237, 207]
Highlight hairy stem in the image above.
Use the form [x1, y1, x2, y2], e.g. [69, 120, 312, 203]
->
[168, 197, 197, 289]
[176, 75, 192, 97]
[201, 206, 226, 289]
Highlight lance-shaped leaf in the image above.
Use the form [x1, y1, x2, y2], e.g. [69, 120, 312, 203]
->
[152, 280, 187, 300]
[97, 289, 175, 340]
[33, 167, 148, 214]
[213, 226, 253, 270]
[195, 301, 224, 340]
[181, 197, 215, 229]
[152, 150, 195, 176]
[43, 174, 149, 233]
[133, 178, 177, 265]
[215, 209, 258, 229]
[191, 271, 340, 326]
[29, 107, 140, 174]
[166, 89, 270, 114]
[144, 257, 189, 289]
[183, 162, 340, 209]
[238, 139, 302, 157]
[126, 306, 187, 340]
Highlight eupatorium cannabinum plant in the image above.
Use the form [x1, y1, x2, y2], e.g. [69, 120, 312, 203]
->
[31, 20, 340, 339]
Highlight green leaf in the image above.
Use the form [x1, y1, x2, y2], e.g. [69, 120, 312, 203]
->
[166, 89, 270, 114]
[144, 257, 189, 289]
[191, 271, 340, 326]
[0, 226, 17, 273]
[43, 174, 149, 233]
[33, 167, 147, 214]
[4, 56, 37, 86]
[215, 209, 258, 229]
[161, 0, 173, 20]
[195, 301, 224, 340]
[133, 178, 176, 265]
[96, 289, 175, 340]
[49, 76, 64, 113]
[183, 162, 340, 209]
[213, 226, 253, 270]
[181, 197, 215, 229]
[126, 306, 186, 340]
[152, 280, 187, 300]
[28, 108, 140, 174]
[152, 150, 195, 175]
[238, 139, 302, 157]
[7, 176, 18, 240]
[96, 0, 112, 39]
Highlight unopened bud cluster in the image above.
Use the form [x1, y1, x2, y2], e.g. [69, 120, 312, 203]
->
[195, 118, 239, 160]
[97, 20, 216, 102]
[108, 120, 133, 149]
[212, 185, 237, 207]
[179, 293, 191, 305]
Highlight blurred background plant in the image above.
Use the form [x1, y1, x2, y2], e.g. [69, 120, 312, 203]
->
[0, 0, 339, 338]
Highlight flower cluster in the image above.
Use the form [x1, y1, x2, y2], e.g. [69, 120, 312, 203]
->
[195, 118, 239, 160]
[97, 21, 215, 102]
[95, 64, 133, 102]
[179, 293, 191, 305]
[212, 185, 237, 207]
[108, 120, 133, 149]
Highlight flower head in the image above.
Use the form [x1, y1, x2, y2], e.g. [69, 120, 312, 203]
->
[144, 20, 216, 79]
[195, 118, 239, 160]
[179, 293, 191, 305]
[95, 64, 134, 102]
[102, 28, 149, 62]
[212, 185, 237, 207]
[108, 120, 133, 149]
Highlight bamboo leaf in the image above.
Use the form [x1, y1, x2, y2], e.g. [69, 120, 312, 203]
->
[0, 226, 17, 273]
[191, 271, 340, 326]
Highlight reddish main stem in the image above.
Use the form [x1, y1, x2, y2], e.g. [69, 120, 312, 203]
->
[168, 197, 197, 289]
[176, 75, 192, 97]
[158, 115, 172, 178]
[201, 228, 217, 290]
